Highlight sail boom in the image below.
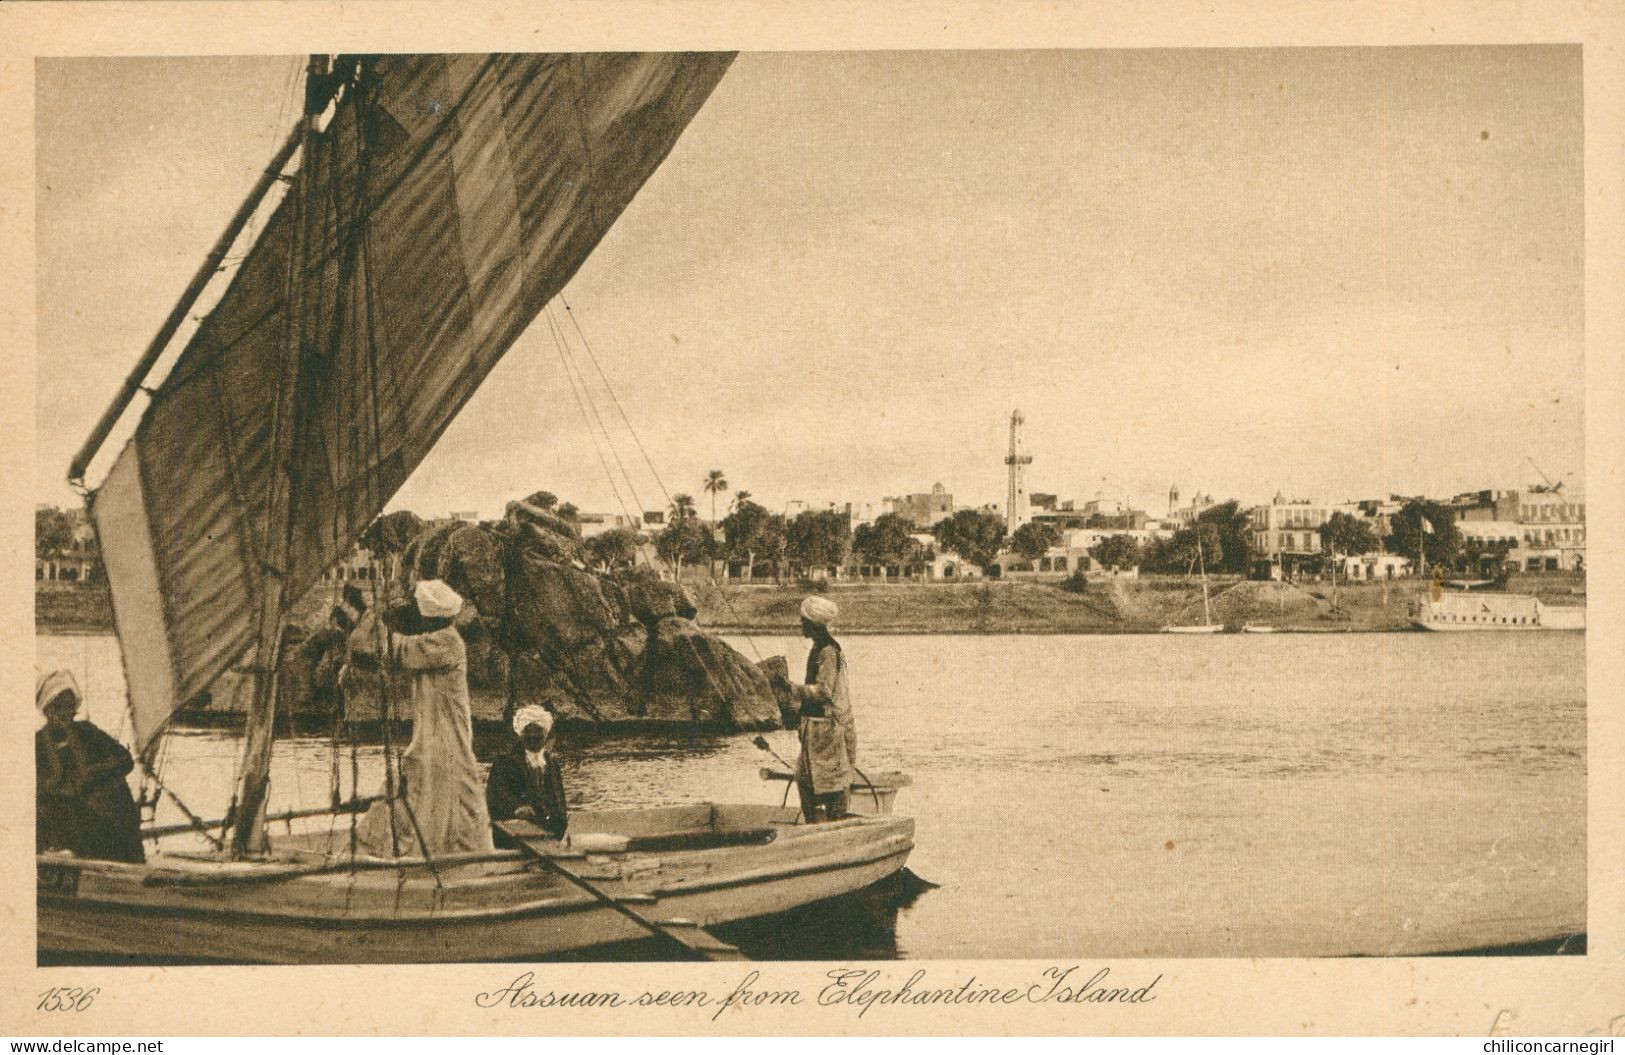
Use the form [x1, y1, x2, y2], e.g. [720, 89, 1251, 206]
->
[69, 122, 305, 487]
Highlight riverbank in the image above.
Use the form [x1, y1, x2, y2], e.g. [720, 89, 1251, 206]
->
[34, 585, 113, 633]
[692, 579, 1406, 634]
[35, 572, 1584, 636]
[691, 573, 1585, 635]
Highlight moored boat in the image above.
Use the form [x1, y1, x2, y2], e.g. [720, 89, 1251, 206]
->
[1241, 623, 1277, 634]
[1410, 592, 1585, 631]
[1162, 542, 1222, 633]
[39, 804, 913, 964]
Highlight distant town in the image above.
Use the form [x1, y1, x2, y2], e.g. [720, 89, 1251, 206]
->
[39, 411, 1585, 596]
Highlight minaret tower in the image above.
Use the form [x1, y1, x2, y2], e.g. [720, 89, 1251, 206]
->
[1005, 409, 1033, 533]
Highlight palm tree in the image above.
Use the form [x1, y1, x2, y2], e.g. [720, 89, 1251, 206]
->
[732, 489, 752, 513]
[666, 493, 698, 580]
[702, 470, 728, 578]
[703, 470, 728, 525]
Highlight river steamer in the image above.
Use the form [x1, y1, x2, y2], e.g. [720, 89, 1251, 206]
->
[1410, 592, 1584, 631]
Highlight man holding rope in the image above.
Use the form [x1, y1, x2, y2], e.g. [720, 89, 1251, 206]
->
[771, 596, 858, 823]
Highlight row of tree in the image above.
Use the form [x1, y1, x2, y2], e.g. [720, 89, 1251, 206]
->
[35, 507, 78, 558]
[1081, 499, 1480, 577]
[356, 477, 1493, 588]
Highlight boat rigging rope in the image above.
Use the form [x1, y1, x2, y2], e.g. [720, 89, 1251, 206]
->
[550, 298, 768, 662]
[558, 296, 676, 515]
[539, 310, 796, 765]
[140, 761, 225, 852]
[542, 307, 639, 529]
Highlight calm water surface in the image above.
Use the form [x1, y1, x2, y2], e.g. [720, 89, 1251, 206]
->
[36, 631, 1585, 958]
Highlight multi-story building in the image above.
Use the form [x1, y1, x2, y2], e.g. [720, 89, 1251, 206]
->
[881, 484, 954, 529]
[1248, 495, 1360, 578]
[1029, 495, 1154, 533]
[840, 501, 880, 527]
[1448, 486, 1586, 572]
[1168, 492, 1217, 528]
[1512, 487, 1586, 572]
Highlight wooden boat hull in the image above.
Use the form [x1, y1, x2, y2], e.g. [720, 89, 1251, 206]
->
[1410, 620, 1583, 632]
[1161, 624, 1223, 634]
[38, 804, 914, 964]
[1410, 594, 1585, 632]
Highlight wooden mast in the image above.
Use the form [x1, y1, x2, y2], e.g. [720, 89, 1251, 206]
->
[229, 55, 332, 856]
[1199, 539, 1212, 626]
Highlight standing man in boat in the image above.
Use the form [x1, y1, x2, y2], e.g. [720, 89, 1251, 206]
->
[35, 670, 145, 863]
[774, 596, 858, 822]
[351, 579, 494, 856]
[486, 705, 569, 842]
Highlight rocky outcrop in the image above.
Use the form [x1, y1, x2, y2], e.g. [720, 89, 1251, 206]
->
[298, 498, 786, 733]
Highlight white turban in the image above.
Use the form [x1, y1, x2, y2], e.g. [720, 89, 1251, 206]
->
[36, 669, 81, 713]
[800, 595, 838, 628]
[513, 705, 554, 737]
[414, 579, 464, 619]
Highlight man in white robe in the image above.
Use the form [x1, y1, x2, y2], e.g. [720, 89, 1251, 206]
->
[354, 579, 494, 857]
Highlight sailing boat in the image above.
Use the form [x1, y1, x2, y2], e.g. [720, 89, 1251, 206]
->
[1162, 538, 1223, 633]
[41, 54, 913, 964]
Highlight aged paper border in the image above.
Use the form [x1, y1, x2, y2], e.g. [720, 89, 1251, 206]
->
[2, 0, 1621, 1037]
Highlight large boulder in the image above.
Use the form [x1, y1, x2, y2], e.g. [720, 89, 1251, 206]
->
[288, 494, 786, 736]
[638, 617, 782, 729]
[625, 575, 697, 626]
[507, 551, 627, 650]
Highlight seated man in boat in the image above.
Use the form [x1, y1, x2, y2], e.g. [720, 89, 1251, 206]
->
[350, 579, 494, 857]
[35, 670, 145, 864]
[771, 596, 858, 823]
[486, 705, 568, 843]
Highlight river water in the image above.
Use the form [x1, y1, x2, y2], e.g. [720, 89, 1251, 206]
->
[36, 630, 1585, 959]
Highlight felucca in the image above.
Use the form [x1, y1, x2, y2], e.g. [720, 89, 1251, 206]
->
[1162, 539, 1223, 633]
[42, 53, 913, 965]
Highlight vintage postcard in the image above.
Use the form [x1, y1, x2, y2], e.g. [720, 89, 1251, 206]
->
[2, 0, 1622, 1037]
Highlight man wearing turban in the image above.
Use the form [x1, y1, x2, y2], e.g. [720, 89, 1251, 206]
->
[351, 579, 494, 857]
[485, 705, 568, 842]
[772, 596, 858, 822]
[35, 670, 145, 863]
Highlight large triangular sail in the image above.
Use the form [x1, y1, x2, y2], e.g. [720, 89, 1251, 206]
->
[89, 53, 735, 756]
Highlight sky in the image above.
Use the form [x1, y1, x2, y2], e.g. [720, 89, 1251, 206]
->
[35, 47, 1584, 521]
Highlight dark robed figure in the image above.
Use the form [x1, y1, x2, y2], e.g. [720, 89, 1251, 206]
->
[487, 705, 569, 842]
[35, 670, 145, 863]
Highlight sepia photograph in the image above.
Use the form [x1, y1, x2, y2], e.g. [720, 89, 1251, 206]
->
[31, 44, 1587, 966]
[9, 4, 1621, 1032]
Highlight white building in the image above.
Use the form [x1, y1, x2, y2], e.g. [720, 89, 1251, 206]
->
[36, 507, 99, 584]
[1168, 491, 1217, 528]
[574, 512, 645, 539]
[1248, 495, 1361, 577]
[1335, 553, 1413, 581]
